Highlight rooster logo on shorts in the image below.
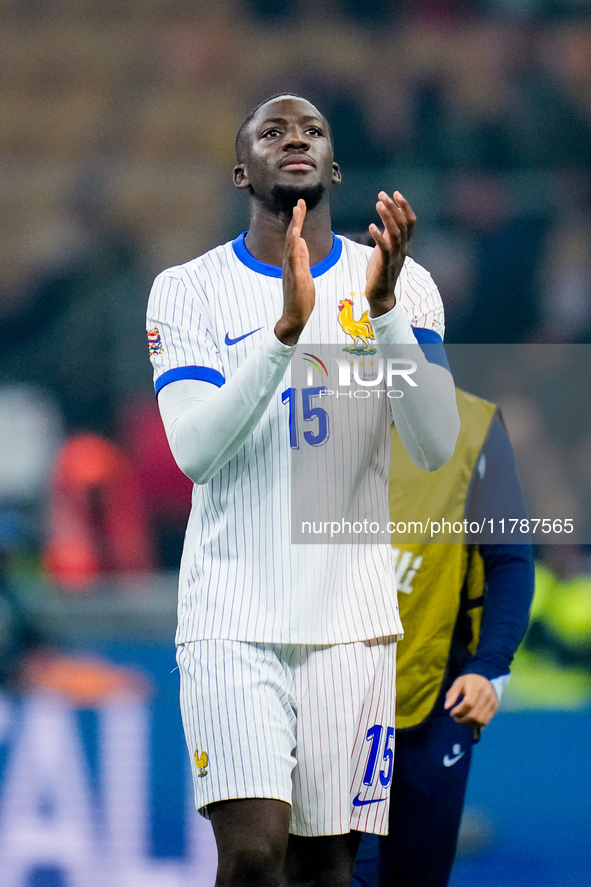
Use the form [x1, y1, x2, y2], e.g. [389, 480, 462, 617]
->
[194, 747, 209, 777]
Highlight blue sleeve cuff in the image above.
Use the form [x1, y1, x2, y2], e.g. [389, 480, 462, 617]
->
[461, 660, 510, 682]
[155, 365, 225, 396]
[412, 327, 451, 371]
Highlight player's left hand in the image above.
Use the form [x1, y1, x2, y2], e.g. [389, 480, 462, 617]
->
[444, 674, 499, 728]
[366, 190, 416, 317]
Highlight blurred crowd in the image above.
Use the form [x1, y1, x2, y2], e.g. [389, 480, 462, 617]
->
[0, 0, 590, 699]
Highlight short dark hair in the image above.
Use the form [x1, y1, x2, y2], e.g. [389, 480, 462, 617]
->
[234, 93, 331, 161]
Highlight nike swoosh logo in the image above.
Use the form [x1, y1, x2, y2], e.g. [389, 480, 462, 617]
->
[225, 327, 263, 346]
[352, 793, 387, 807]
[443, 752, 465, 767]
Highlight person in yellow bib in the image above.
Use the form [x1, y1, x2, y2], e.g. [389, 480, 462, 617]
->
[352, 388, 535, 887]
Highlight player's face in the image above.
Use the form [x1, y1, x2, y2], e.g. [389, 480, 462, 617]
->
[233, 96, 341, 202]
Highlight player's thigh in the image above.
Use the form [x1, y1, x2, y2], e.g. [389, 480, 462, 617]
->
[290, 638, 397, 838]
[380, 714, 474, 887]
[285, 831, 362, 887]
[177, 640, 297, 816]
[209, 797, 292, 885]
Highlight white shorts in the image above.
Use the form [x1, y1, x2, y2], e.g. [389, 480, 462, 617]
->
[177, 637, 397, 836]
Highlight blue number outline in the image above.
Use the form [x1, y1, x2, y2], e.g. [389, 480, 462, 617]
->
[281, 387, 299, 449]
[282, 387, 330, 449]
[302, 386, 330, 447]
[380, 726, 395, 787]
[363, 724, 383, 786]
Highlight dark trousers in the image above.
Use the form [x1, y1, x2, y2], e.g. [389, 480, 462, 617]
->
[352, 712, 474, 887]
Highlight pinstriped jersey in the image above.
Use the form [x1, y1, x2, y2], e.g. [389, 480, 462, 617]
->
[147, 234, 444, 645]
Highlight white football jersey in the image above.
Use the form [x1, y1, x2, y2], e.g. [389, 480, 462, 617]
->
[147, 234, 445, 645]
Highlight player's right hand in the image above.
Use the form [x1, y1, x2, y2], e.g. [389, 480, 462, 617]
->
[275, 199, 316, 346]
[366, 190, 416, 317]
[444, 673, 499, 728]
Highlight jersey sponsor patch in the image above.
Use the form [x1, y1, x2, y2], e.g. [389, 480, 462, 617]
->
[147, 327, 164, 356]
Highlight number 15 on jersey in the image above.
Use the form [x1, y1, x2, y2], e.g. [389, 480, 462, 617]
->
[282, 387, 330, 449]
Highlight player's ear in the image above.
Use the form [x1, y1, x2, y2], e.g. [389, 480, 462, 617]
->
[332, 162, 342, 185]
[233, 164, 250, 189]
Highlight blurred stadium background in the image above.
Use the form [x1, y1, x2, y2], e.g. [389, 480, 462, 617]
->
[1, 0, 591, 884]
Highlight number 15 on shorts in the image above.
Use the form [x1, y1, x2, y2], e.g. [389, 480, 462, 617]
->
[364, 724, 395, 788]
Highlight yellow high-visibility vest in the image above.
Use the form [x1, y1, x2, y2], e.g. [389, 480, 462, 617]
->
[390, 389, 497, 729]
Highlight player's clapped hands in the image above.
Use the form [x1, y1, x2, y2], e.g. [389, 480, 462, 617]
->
[366, 190, 417, 317]
[444, 673, 499, 728]
[275, 199, 316, 346]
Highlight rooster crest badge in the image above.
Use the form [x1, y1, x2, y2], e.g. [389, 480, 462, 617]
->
[194, 747, 209, 778]
[338, 295, 376, 354]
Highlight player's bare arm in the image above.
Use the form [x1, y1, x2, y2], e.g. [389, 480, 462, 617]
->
[444, 673, 499, 728]
[366, 191, 417, 317]
[274, 199, 316, 346]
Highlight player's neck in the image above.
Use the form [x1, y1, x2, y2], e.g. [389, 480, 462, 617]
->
[245, 202, 334, 268]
